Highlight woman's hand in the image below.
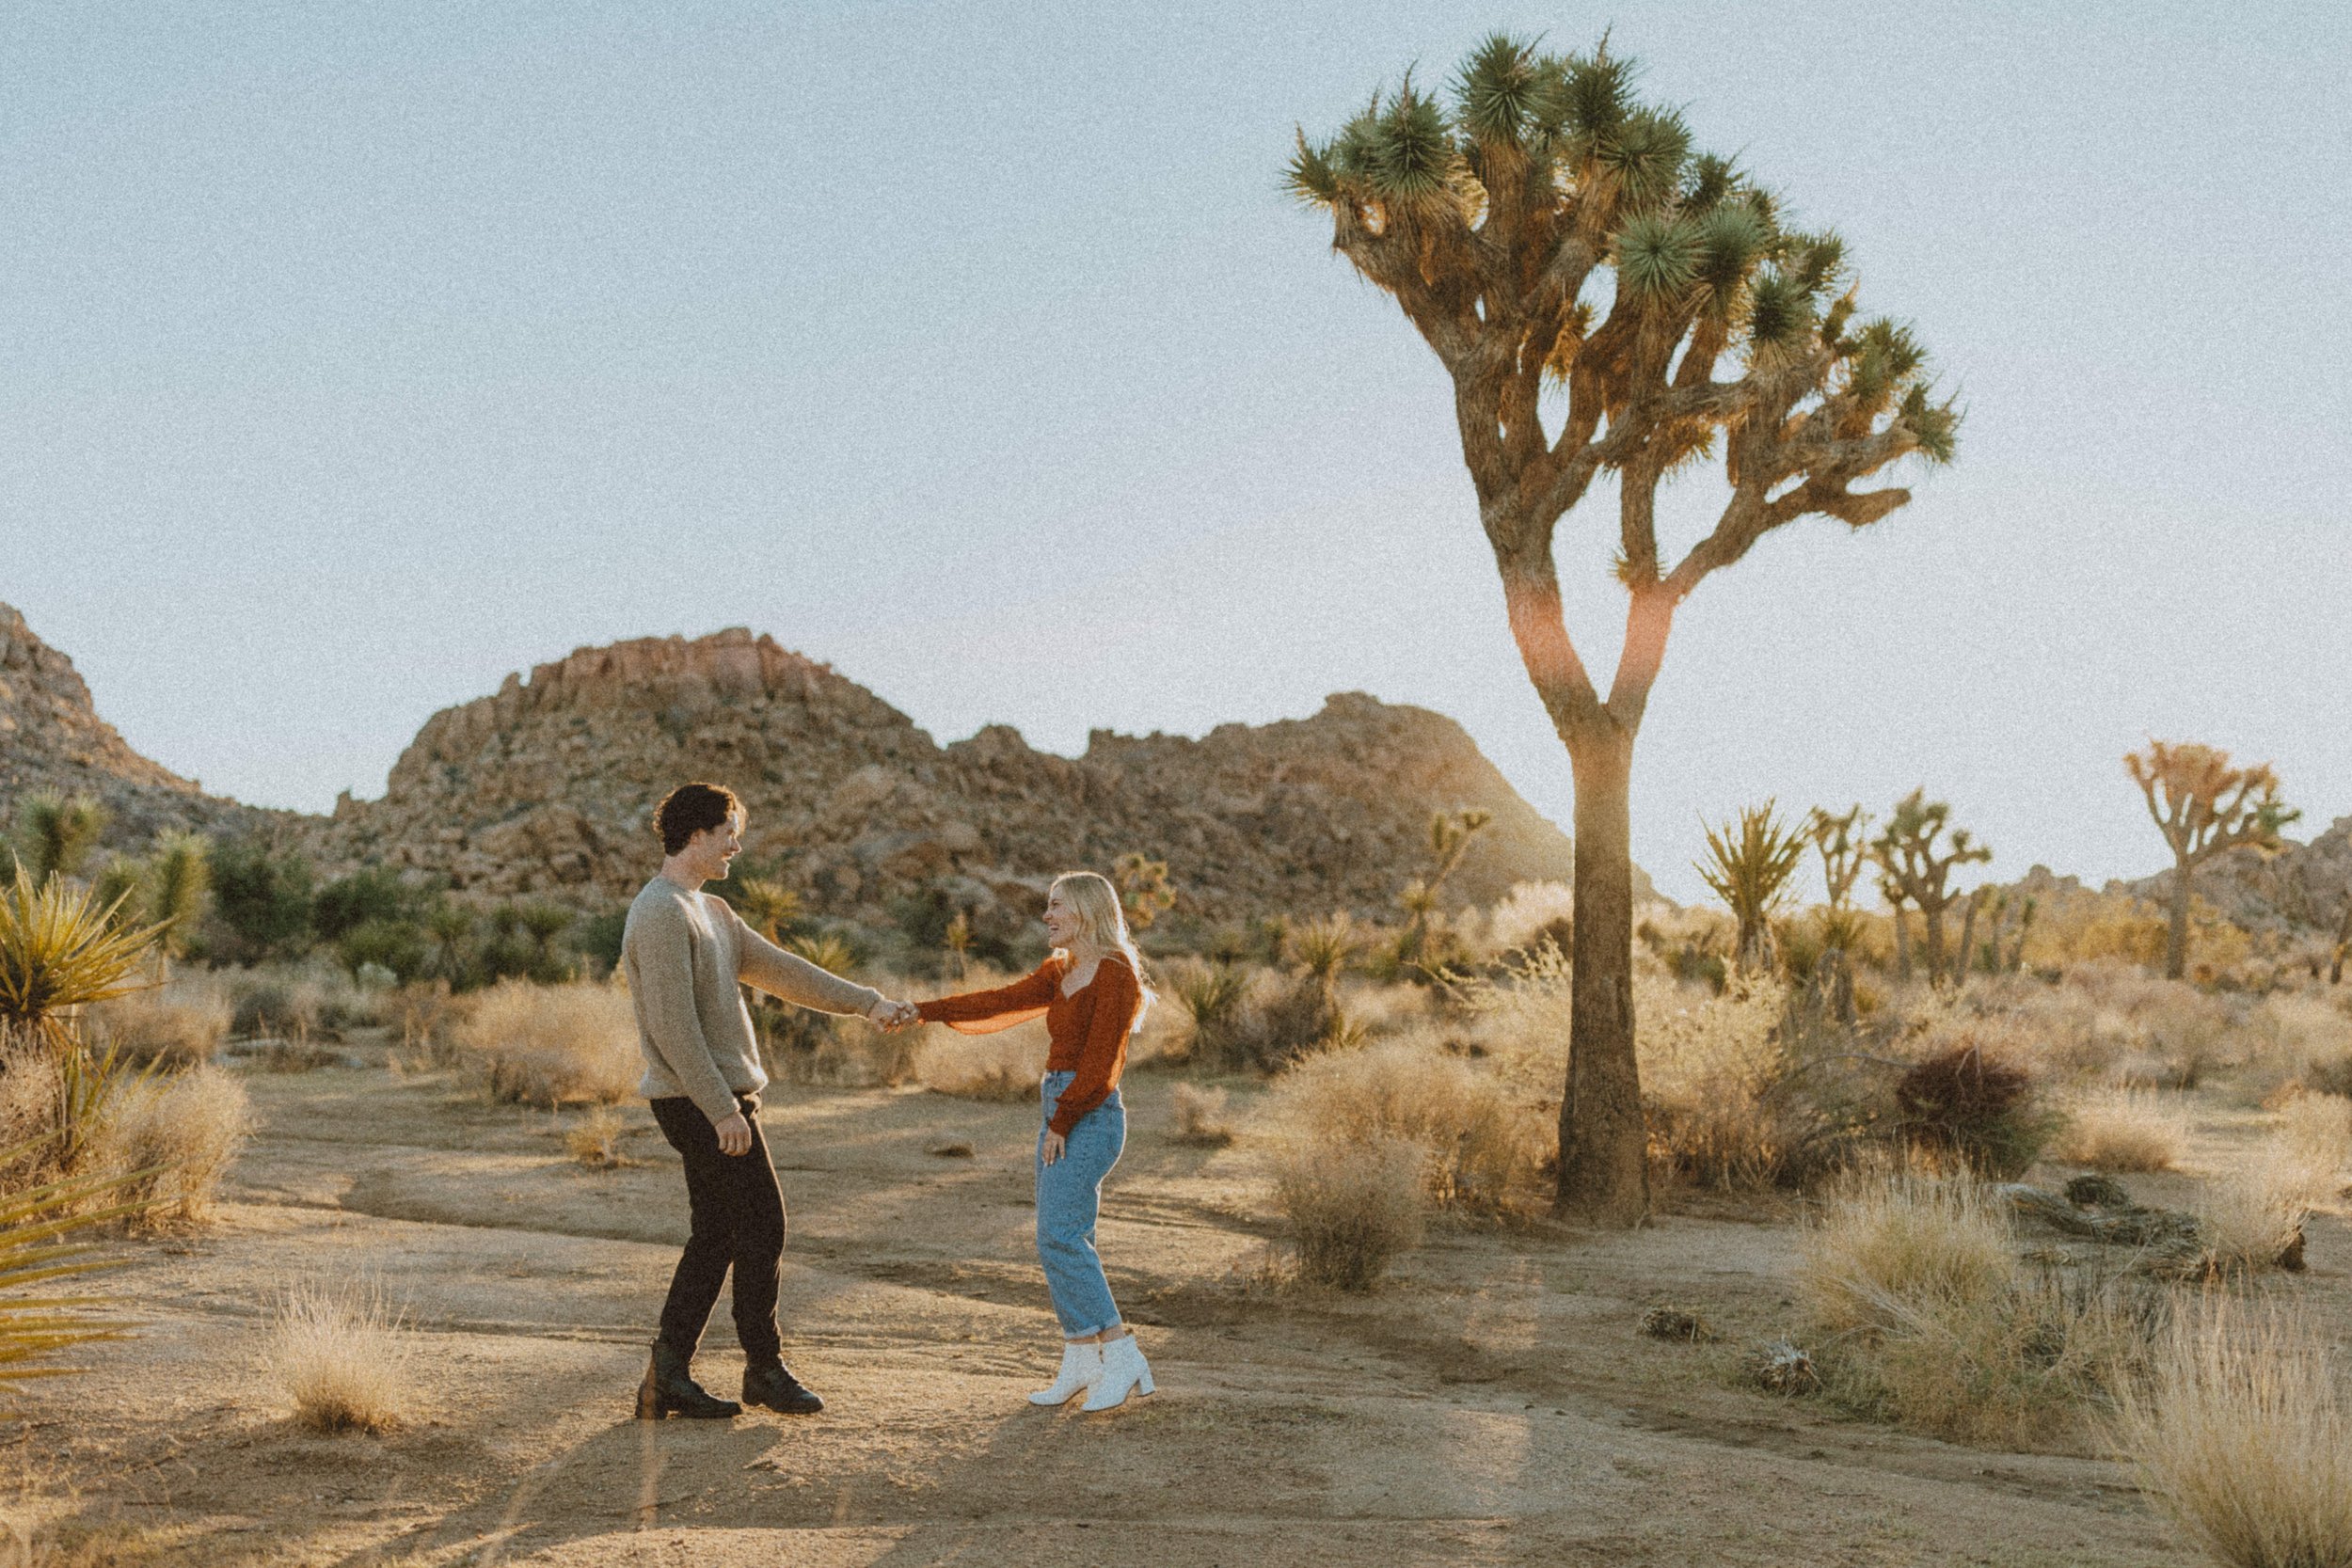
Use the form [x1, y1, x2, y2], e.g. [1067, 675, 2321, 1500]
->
[1041, 1130, 1066, 1166]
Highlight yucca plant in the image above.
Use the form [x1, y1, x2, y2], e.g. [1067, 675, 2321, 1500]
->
[1173, 960, 1251, 1068]
[1289, 32, 1958, 1225]
[146, 833, 212, 961]
[8, 796, 107, 889]
[0, 864, 164, 1051]
[732, 879, 803, 943]
[786, 931, 860, 979]
[0, 1133, 157, 1399]
[1292, 913, 1359, 990]
[1695, 803, 1805, 974]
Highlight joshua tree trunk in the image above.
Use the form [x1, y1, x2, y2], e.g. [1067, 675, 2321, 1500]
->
[1891, 904, 1913, 982]
[1557, 727, 1648, 1227]
[2332, 897, 2351, 985]
[2166, 859, 2195, 981]
[1951, 889, 1983, 992]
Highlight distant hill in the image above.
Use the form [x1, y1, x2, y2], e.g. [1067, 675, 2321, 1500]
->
[0, 601, 277, 848]
[314, 626, 1619, 932]
[1, 607, 1616, 931]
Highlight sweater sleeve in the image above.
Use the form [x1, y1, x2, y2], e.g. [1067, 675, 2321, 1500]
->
[1047, 958, 1139, 1138]
[629, 900, 741, 1125]
[726, 906, 884, 1016]
[914, 961, 1061, 1035]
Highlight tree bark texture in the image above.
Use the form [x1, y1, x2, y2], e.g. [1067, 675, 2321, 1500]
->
[1556, 730, 1649, 1227]
[2167, 860, 2194, 981]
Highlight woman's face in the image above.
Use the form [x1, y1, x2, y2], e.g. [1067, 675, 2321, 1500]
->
[1042, 885, 1080, 948]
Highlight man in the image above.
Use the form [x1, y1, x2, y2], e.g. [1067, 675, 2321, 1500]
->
[625, 781, 918, 1419]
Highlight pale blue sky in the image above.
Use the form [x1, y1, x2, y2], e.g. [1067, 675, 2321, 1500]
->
[6, 1, 2346, 905]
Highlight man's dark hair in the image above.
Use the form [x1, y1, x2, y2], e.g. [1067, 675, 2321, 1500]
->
[654, 783, 742, 855]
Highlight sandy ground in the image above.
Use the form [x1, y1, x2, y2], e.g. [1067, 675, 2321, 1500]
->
[9, 1040, 2274, 1568]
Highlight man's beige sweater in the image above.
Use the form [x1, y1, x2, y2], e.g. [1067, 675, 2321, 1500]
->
[622, 877, 882, 1123]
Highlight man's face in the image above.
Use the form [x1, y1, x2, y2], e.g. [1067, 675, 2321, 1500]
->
[687, 813, 744, 880]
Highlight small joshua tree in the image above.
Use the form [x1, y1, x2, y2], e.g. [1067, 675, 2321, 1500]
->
[1869, 790, 1989, 988]
[145, 832, 212, 960]
[1694, 802, 1804, 974]
[1112, 853, 1175, 934]
[1288, 34, 1957, 1222]
[1805, 804, 1869, 1021]
[1392, 808, 1494, 973]
[2125, 740, 2298, 981]
[9, 795, 107, 888]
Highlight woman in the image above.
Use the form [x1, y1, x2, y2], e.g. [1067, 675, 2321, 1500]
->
[915, 871, 1155, 1411]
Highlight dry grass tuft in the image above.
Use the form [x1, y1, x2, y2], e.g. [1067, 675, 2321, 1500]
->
[451, 979, 639, 1107]
[268, 1278, 418, 1434]
[2196, 1093, 2351, 1275]
[1633, 976, 1798, 1189]
[1261, 1036, 1537, 1213]
[86, 979, 230, 1069]
[95, 1067, 251, 1226]
[2054, 1090, 2187, 1173]
[563, 1104, 640, 1168]
[914, 1029, 1042, 1101]
[2115, 1294, 2352, 1568]
[1169, 1083, 1235, 1147]
[1799, 1167, 2017, 1333]
[1268, 1132, 1423, 1291]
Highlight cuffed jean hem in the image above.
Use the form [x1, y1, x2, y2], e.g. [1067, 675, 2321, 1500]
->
[1037, 1070, 1124, 1339]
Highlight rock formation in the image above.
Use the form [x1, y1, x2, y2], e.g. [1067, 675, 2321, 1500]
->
[2116, 817, 2352, 936]
[0, 601, 271, 848]
[318, 627, 1600, 929]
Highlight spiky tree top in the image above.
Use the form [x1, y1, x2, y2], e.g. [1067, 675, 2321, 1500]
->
[1805, 805, 1869, 911]
[1289, 34, 1956, 732]
[1870, 789, 1988, 911]
[2125, 740, 2297, 868]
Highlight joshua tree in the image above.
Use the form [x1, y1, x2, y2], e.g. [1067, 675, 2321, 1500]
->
[1394, 808, 1494, 970]
[2124, 740, 2298, 981]
[1804, 804, 1869, 1021]
[1289, 35, 1956, 1222]
[1869, 790, 1989, 988]
[1112, 853, 1176, 933]
[146, 833, 212, 961]
[9, 796, 106, 888]
[1694, 802, 1804, 974]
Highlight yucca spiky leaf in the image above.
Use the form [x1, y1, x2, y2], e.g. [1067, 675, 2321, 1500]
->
[1692, 202, 1772, 307]
[1600, 108, 1690, 210]
[1560, 50, 1633, 140]
[1899, 384, 1961, 464]
[1683, 151, 1739, 213]
[0, 865, 164, 1032]
[0, 1139, 158, 1398]
[1615, 212, 1697, 303]
[10, 797, 107, 888]
[1454, 32, 1542, 148]
[1743, 268, 1815, 357]
[1366, 80, 1459, 212]
[1286, 128, 1342, 207]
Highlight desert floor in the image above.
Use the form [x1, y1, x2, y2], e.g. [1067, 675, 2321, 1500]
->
[16, 1037, 2287, 1568]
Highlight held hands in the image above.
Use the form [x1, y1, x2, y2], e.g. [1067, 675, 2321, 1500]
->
[866, 997, 921, 1033]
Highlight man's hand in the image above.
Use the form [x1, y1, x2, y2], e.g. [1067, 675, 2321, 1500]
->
[867, 998, 920, 1032]
[713, 1110, 753, 1157]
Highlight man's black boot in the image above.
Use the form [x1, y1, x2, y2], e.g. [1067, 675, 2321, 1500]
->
[635, 1342, 740, 1420]
[742, 1361, 825, 1415]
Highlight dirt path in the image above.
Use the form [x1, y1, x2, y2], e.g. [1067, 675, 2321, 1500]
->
[20, 1055, 2209, 1567]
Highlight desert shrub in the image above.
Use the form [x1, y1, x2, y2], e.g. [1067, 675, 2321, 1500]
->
[2189, 1100, 2346, 1276]
[1825, 1259, 2161, 1449]
[204, 842, 313, 964]
[564, 1104, 639, 1168]
[450, 978, 639, 1106]
[1483, 880, 1573, 958]
[2054, 1090, 2186, 1173]
[914, 1026, 1043, 1101]
[1895, 1037, 2058, 1177]
[1262, 1036, 1537, 1213]
[95, 1067, 251, 1226]
[1636, 976, 1802, 1189]
[268, 1278, 417, 1434]
[2117, 1294, 2352, 1568]
[2242, 993, 2352, 1101]
[1168, 958, 1252, 1069]
[1268, 1132, 1423, 1290]
[85, 978, 231, 1069]
[1799, 1167, 2017, 1334]
[1169, 1083, 1234, 1147]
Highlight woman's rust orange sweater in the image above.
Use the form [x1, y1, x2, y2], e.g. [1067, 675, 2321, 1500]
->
[916, 953, 1141, 1137]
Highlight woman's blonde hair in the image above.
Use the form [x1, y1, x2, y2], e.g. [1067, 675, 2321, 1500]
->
[1051, 871, 1154, 1029]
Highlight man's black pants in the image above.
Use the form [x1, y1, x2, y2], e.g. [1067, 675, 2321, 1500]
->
[650, 1094, 785, 1368]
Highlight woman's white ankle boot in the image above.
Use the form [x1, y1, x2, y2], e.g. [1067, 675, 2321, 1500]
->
[1029, 1340, 1103, 1406]
[1081, 1334, 1153, 1412]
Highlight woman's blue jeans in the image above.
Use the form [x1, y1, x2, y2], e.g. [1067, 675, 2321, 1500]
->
[1036, 1070, 1125, 1338]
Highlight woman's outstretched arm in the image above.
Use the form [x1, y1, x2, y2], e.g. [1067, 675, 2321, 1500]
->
[914, 960, 1062, 1035]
